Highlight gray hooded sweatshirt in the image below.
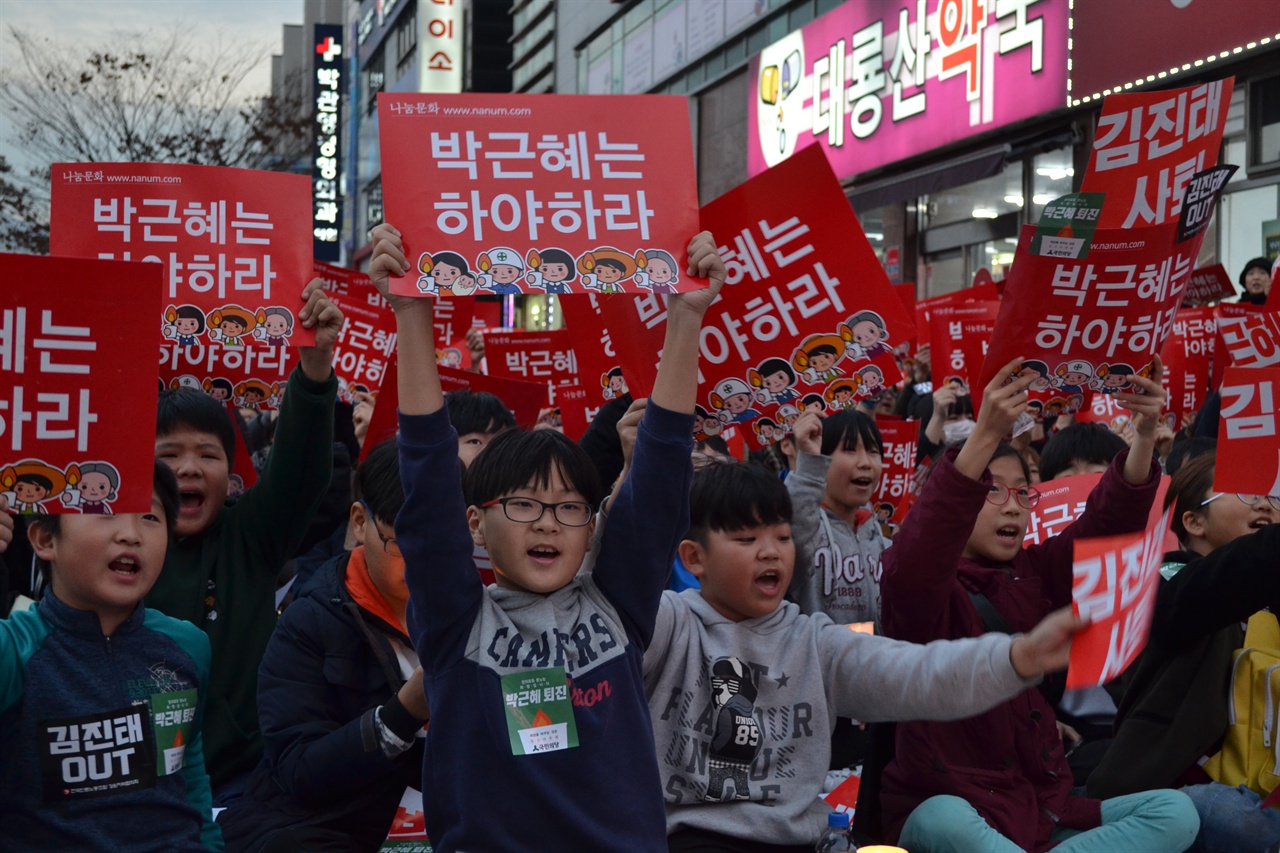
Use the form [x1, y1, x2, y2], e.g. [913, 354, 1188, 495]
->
[642, 591, 1037, 846]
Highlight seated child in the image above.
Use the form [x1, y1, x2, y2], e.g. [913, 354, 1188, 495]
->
[218, 438, 428, 853]
[643, 461, 1083, 853]
[878, 356, 1199, 853]
[368, 223, 726, 851]
[147, 277, 343, 793]
[0, 461, 222, 852]
[786, 409, 889, 625]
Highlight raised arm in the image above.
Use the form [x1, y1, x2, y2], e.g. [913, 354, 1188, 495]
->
[784, 410, 830, 592]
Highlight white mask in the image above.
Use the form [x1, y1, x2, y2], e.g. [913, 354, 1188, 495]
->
[943, 419, 977, 443]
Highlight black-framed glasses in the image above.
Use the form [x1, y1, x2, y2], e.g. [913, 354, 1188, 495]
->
[985, 482, 1041, 510]
[481, 496, 594, 527]
[360, 500, 401, 556]
[1199, 492, 1280, 512]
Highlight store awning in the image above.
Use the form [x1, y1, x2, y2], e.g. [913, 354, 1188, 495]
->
[846, 145, 1011, 212]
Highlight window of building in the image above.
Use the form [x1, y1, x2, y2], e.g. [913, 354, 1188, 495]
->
[364, 49, 386, 117]
[1249, 72, 1280, 175]
[395, 3, 418, 69]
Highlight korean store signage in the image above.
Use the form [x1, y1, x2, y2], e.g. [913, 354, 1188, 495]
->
[313, 24, 345, 262]
[747, 0, 1068, 180]
[420, 0, 463, 94]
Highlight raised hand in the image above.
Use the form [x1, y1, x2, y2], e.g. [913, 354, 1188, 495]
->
[667, 231, 727, 320]
[791, 410, 824, 456]
[1009, 606, 1087, 678]
[367, 223, 422, 313]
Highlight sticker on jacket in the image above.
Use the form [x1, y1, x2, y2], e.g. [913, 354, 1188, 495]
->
[501, 667, 579, 755]
[39, 704, 156, 801]
[150, 688, 197, 775]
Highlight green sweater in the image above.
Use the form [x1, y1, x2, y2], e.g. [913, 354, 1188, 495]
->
[146, 367, 336, 787]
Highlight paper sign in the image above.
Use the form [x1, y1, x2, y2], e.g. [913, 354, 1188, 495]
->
[977, 221, 1201, 417]
[149, 689, 197, 776]
[549, 384, 596, 442]
[500, 667, 578, 756]
[316, 261, 399, 401]
[823, 772, 862, 815]
[1081, 78, 1234, 230]
[1067, 508, 1173, 689]
[1031, 193, 1106, 259]
[1176, 165, 1237, 244]
[929, 301, 1000, 394]
[384, 787, 431, 848]
[557, 292, 630, 403]
[1023, 472, 1176, 553]
[158, 343, 297, 412]
[1, 253, 161, 515]
[1181, 264, 1235, 306]
[377, 93, 699, 297]
[1215, 309, 1280, 370]
[1215, 367, 1280, 497]
[1211, 303, 1269, 389]
[600, 145, 914, 447]
[1158, 306, 1214, 427]
[914, 281, 1000, 352]
[50, 162, 314, 347]
[873, 418, 918, 524]
[439, 364, 548, 429]
[226, 401, 259, 495]
[483, 330, 578, 388]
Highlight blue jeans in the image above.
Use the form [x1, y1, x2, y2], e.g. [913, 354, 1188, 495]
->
[899, 789, 1199, 852]
[1180, 782, 1280, 853]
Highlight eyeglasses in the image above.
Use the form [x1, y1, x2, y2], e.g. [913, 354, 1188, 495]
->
[985, 482, 1041, 510]
[360, 501, 401, 556]
[1199, 493, 1280, 512]
[481, 497, 594, 527]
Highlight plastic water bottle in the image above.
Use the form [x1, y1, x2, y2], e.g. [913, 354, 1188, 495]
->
[815, 811, 857, 852]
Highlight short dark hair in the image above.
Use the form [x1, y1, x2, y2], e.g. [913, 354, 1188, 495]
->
[990, 442, 1033, 483]
[446, 389, 516, 437]
[1038, 422, 1126, 481]
[820, 409, 883, 456]
[464, 428, 603, 508]
[156, 389, 236, 468]
[694, 435, 731, 456]
[175, 304, 205, 332]
[686, 462, 791, 546]
[32, 460, 180, 542]
[1164, 452, 1216, 545]
[1165, 437, 1216, 476]
[756, 357, 795, 383]
[595, 257, 627, 273]
[355, 437, 404, 524]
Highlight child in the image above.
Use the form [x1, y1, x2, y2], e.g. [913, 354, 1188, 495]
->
[643, 461, 1083, 852]
[878, 356, 1199, 853]
[786, 409, 889, 626]
[369, 222, 725, 851]
[1037, 421, 1127, 481]
[0, 462, 222, 852]
[147, 277, 344, 795]
[219, 439, 428, 852]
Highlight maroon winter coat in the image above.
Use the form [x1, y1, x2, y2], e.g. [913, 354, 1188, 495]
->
[879, 448, 1160, 852]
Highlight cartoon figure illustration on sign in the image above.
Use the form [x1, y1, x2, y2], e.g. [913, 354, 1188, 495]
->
[227, 473, 247, 499]
[633, 249, 679, 295]
[61, 461, 120, 514]
[791, 329, 855, 384]
[855, 365, 886, 400]
[417, 251, 477, 295]
[694, 406, 723, 440]
[204, 377, 234, 403]
[256, 307, 294, 346]
[1053, 360, 1094, 394]
[845, 310, 893, 361]
[578, 248, 637, 294]
[943, 375, 970, 396]
[170, 375, 202, 392]
[1011, 359, 1053, 392]
[0, 460, 70, 515]
[710, 378, 762, 425]
[601, 367, 629, 401]
[525, 248, 575, 295]
[752, 417, 784, 445]
[163, 304, 206, 346]
[776, 404, 800, 431]
[476, 247, 525, 295]
[206, 306, 261, 347]
[235, 380, 280, 410]
[824, 379, 859, 411]
[705, 657, 762, 801]
[748, 357, 799, 405]
[799, 393, 826, 415]
[1090, 362, 1136, 394]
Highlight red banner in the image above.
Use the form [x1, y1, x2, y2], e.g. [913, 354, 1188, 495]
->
[929, 301, 1000, 394]
[600, 145, 915, 447]
[557, 292, 630, 404]
[1215, 309, 1280, 371]
[483, 330, 578, 389]
[50, 163, 314, 348]
[377, 93, 699, 298]
[1080, 79, 1234, 230]
[914, 281, 1000, 352]
[1, 253, 162, 514]
[873, 418, 918, 524]
[1067, 508, 1172, 689]
[316, 261, 399, 402]
[1159, 306, 1214, 427]
[978, 221, 1200, 417]
[1023, 472, 1175, 553]
[1210, 303, 1267, 389]
[1182, 263, 1234, 306]
[1215, 367, 1280, 497]
[549, 384, 595, 442]
[158, 343, 298, 412]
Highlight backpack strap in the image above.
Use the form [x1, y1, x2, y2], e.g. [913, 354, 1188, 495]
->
[968, 590, 1013, 635]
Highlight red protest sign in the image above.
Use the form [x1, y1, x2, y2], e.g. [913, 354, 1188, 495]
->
[316, 262, 399, 402]
[438, 364, 547, 429]
[1159, 306, 1214, 428]
[50, 163, 314, 348]
[1182, 263, 1235, 306]
[1081, 79, 1234, 230]
[1216, 367, 1280, 496]
[550, 384, 595, 442]
[377, 93, 699, 298]
[1024, 472, 1176, 553]
[1067, 508, 1172, 689]
[1215, 308, 1280, 371]
[158, 343, 298, 412]
[873, 418, 918, 522]
[483, 330, 578, 389]
[558, 292, 630, 403]
[225, 401, 259, 495]
[977, 221, 1200, 418]
[601, 145, 915, 448]
[914, 281, 1000, 352]
[929, 301, 1000, 394]
[1, 253, 161, 515]
[1210, 303, 1267, 389]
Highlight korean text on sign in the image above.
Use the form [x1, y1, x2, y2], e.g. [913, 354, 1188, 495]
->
[1215, 367, 1280, 498]
[1, 253, 162, 515]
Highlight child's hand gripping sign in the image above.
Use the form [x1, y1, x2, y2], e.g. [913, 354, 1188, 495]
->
[376, 93, 700, 298]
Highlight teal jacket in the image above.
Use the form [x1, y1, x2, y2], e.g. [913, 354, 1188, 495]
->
[0, 592, 222, 851]
[146, 366, 337, 786]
